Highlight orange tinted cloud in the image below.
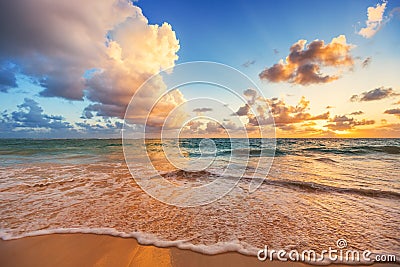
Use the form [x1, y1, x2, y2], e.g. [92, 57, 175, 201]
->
[342, 123, 400, 138]
[0, 0, 181, 122]
[324, 115, 375, 131]
[179, 119, 232, 137]
[259, 35, 354, 85]
[233, 89, 330, 130]
[146, 89, 187, 129]
[85, 16, 180, 119]
[264, 96, 329, 127]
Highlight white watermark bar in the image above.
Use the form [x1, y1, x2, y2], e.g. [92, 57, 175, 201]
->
[257, 239, 397, 264]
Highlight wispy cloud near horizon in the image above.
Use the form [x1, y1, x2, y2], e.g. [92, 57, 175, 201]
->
[350, 87, 399, 102]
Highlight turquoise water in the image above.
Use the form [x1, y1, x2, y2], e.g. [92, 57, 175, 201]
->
[0, 138, 399, 263]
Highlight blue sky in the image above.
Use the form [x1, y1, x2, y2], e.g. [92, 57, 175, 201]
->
[137, 0, 398, 64]
[0, 0, 399, 138]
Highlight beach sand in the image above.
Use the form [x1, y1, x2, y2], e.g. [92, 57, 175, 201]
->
[0, 234, 397, 267]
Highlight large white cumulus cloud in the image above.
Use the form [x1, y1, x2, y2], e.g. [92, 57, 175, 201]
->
[0, 0, 181, 119]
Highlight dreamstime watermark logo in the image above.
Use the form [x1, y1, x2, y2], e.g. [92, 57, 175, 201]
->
[122, 61, 276, 207]
[336, 238, 347, 249]
[257, 239, 397, 264]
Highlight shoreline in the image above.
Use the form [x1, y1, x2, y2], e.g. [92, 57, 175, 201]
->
[0, 233, 398, 267]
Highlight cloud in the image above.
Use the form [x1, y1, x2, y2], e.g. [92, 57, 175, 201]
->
[384, 108, 400, 118]
[235, 91, 330, 130]
[75, 120, 128, 136]
[205, 121, 225, 134]
[0, 98, 132, 138]
[85, 16, 180, 119]
[193, 108, 213, 113]
[301, 121, 317, 127]
[278, 124, 297, 131]
[0, 0, 180, 122]
[390, 7, 400, 18]
[349, 95, 359, 102]
[362, 57, 372, 68]
[226, 90, 399, 137]
[0, 0, 134, 99]
[179, 120, 205, 136]
[264, 96, 329, 127]
[0, 98, 73, 133]
[242, 60, 255, 68]
[243, 88, 259, 105]
[349, 111, 364, 115]
[233, 104, 251, 116]
[358, 1, 387, 38]
[187, 120, 204, 131]
[259, 35, 354, 85]
[142, 89, 187, 129]
[350, 87, 399, 102]
[179, 120, 231, 137]
[325, 115, 375, 131]
[0, 64, 17, 92]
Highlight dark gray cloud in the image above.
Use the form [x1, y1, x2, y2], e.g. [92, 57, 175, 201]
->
[324, 115, 374, 131]
[0, 65, 17, 92]
[193, 108, 213, 113]
[233, 104, 250, 116]
[82, 103, 126, 119]
[294, 63, 333, 85]
[350, 94, 359, 102]
[242, 60, 255, 68]
[350, 87, 399, 102]
[362, 57, 371, 68]
[349, 111, 364, 115]
[75, 120, 126, 136]
[243, 88, 258, 105]
[384, 108, 400, 118]
[81, 109, 94, 119]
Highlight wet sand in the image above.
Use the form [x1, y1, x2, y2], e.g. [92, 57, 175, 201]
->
[0, 233, 397, 267]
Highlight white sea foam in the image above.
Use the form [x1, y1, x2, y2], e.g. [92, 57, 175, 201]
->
[0, 138, 399, 265]
[0, 227, 258, 256]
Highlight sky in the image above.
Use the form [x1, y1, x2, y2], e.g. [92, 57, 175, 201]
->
[0, 0, 399, 138]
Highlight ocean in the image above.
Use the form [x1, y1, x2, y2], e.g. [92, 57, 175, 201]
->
[0, 138, 399, 263]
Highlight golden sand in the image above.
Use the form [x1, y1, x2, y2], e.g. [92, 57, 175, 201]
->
[0, 234, 397, 267]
